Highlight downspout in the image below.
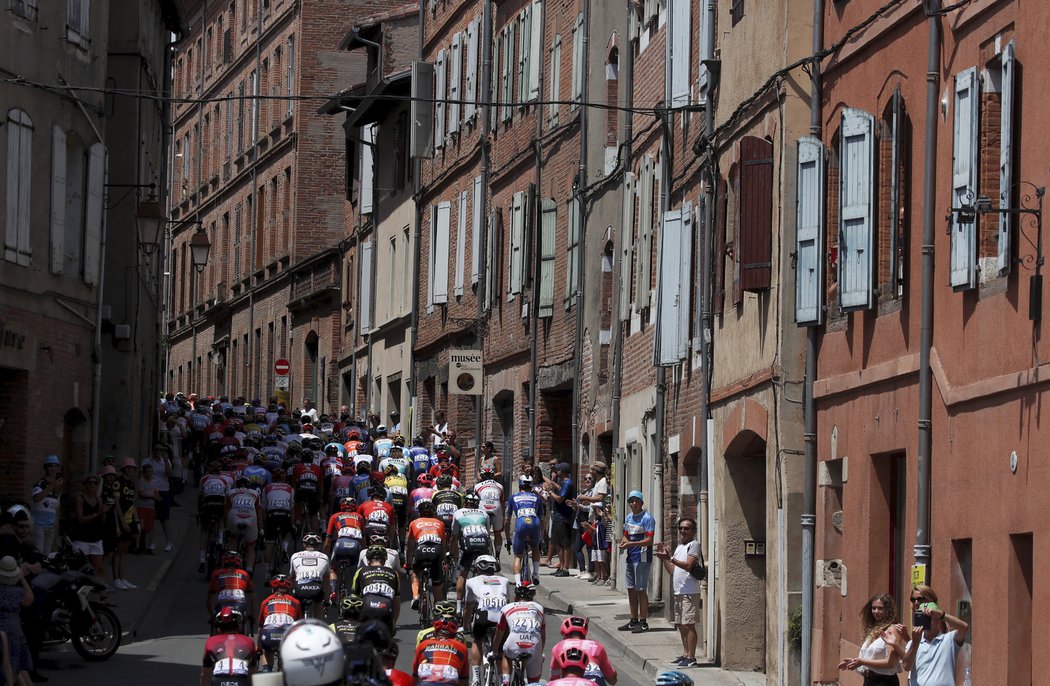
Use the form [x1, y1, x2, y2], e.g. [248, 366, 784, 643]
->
[245, 0, 263, 401]
[915, 0, 941, 577]
[408, 1, 426, 435]
[571, 0, 588, 466]
[801, 0, 824, 682]
[474, 0, 494, 476]
[157, 40, 175, 447]
[190, 1, 207, 399]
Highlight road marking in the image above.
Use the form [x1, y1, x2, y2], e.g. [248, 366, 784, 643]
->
[148, 559, 173, 592]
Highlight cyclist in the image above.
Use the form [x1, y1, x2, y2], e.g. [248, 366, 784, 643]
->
[493, 582, 546, 685]
[429, 450, 461, 481]
[372, 425, 394, 458]
[198, 460, 229, 573]
[381, 463, 410, 543]
[320, 443, 345, 512]
[257, 574, 303, 671]
[416, 600, 465, 646]
[291, 452, 323, 532]
[406, 499, 448, 611]
[463, 555, 510, 686]
[506, 475, 543, 584]
[329, 463, 356, 514]
[432, 474, 463, 531]
[241, 453, 271, 491]
[358, 484, 398, 549]
[225, 476, 264, 573]
[350, 544, 401, 630]
[202, 607, 258, 686]
[413, 618, 469, 686]
[453, 492, 493, 613]
[412, 473, 437, 515]
[549, 616, 617, 686]
[262, 467, 294, 573]
[260, 434, 288, 471]
[359, 531, 401, 570]
[325, 497, 364, 589]
[289, 532, 331, 619]
[329, 594, 364, 647]
[382, 641, 414, 686]
[207, 550, 255, 629]
[475, 467, 506, 551]
[408, 435, 431, 475]
[546, 647, 598, 686]
[279, 619, 346, 686]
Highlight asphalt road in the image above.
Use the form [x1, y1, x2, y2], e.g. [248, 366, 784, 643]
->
[38, 542, 651, 686]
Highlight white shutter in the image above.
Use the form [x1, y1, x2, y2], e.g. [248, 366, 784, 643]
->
[998, 42, 1016, 276]
[484, 210, 497, 310]
[471, 175, 482, 283]
[465, 18, 479, 122]
[838, 109, 874, 309]
[492, 29, 502, 118]
[434, 201, 451, 304]
[455, 190, 467, 296]
[509, 191, 524, 295]
[657, 207, 684, 365]
[539, 197, 556, 317]
[677, 202, 693, 359]
[360, 124, 375, 214]
[571, 13, 583, 108]
[502, 25, 515, 122]
[83, 142, 106, 285]
[950, 67, 979, 290]
[698, 0, 714, 101]
[449, 33, 462, 135]
[549, 34, 562, 127]
[795, 137, 824, 325]
[620, 171, 636, 320]
[360, 239, 373, 333]
[435, 48, 447, 147]
[670, 0, 691, 107]
[566, 196, 580, 304]
[5, 110, 33, 266]
[518, 8, 529, 103]
[427, 204, 437, 310]
[635, 155, 654, 310]
[528, 0, 542, 100]
[50, 125, 66, 274]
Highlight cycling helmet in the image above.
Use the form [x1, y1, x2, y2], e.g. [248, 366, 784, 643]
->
[655, 672, 695, 686]
[436, 474, 454, 489]
[325, 444, 340, 455]
[214, 606, 244, 632]
[221, 550, 243, 568]
[433, 618, 459, 637]
[302, 532, 322, 548]
[368, 533, 389, 548]
[369, 485, 387, 500]
[383, 464, 398, 475]
[301, 450, 314, 463]
[463, 492, 480, 508]
[514, 582, 536, 601]
[560, 615, 589, 638]
[417, 500, 436, 517]
[340, 594, 364, 618]
[280, 619, 345, 686]
[479, 467, 495, 480]
[393, 435, 405, 447]
[235, 476, 250, 488]
[365, 545, 387, 562]
[519, 475, 533, 487]
[412, 435, 426, 447]
[559, 647, 589, 674]
[434, 600, 458, 619]
[416, 473, 434, 487]
[272, 467, 286, 480]
[270, 574, 293, 592]
[206, 461, 221, 473]
[340, 497, 358, 512]
[472, 554, 500, 575]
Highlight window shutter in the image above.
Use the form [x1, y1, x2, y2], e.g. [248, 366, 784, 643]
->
[566, 195, 580, 305]
[634, 155, 654, 311]
[571, 13, 584, 108]
[492, 29, 502, 120]
[50, 125, 66, 275]
[471, 175, 483, 284]
[427, 204, 436, 310]
[501, 25, 515, 122]
[83, 142, 106, 285]
[449, 32, 462, 135]
[485, 209, 501, 311]
[795, 137, 824, 324]
[950, 67, 978, 290]
[465, 18, 479, 122]
[998, 42, 1016, 276]
[670, 0, 691, 107]
[5, 110, 32, 266]
[518, 9, 529, 103]
[509, 191, 525, 295]
[539, 197, 557, 317]
[839, 109, 875, 308]
[435, 48, 447, 147]
[434, 201, 451, 304]
[714, 176, 727, 315]
[657, 205, 685, 365]
[619, 171, 636, 320]
[455, 190, 467, 296]
[360, 240, 373, 333]
[360, 124, 375, 214]
[528, 0, 542, 100]
[739, 136, 773, 291]
[549, 34, 561, 127]
[677, 202, 693, 358]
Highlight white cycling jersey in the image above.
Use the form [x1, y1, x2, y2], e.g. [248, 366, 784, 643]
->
[475, 480, 504, 513]
[356, 547, 400, 570]
[289, 549, 330, 580]
[200, 474, 228, 499]
[464, 574, 510, 623]
[227, 487, 259, 520]
[263, 482, 294, 512]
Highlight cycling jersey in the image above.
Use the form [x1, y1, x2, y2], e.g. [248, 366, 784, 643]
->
[227, 487, 260, 521]
[200, 475, 229, 513]
[411, 487, 435, 514]
[413, 636, 469, 686]
[415, 626, 467, 647]
[260, 445, 287, 470]
[289, 549, 330, 581]
[372, 438, 394, 458]
[379, 455, 411, 477]
[241, 465, 271, 490]
[330, 475, 355, 503]
[547, 678, 600, 686]
[408, 517, 447, 556]
[344, 440, 364, 455]
[321, 455, 344, 478]
[428, 463, 461, 480]
[209, 567, 254, 607]
[258, 592, 302, 629]
[291, 463, 322, 494]
[549, 638, 616, 682]
[358, 499, 396, 529]
[356, 547, 400, 570]
[352, 565, 400, 624]
[202, 632, 257, 684]
[330, 619, 359, 647]
[464, 574, 510, 623]
[326, 511, 364, 541]
[384, 474, 409, 514]
[498, 601, 546, 678]
[409, 447, 431, 474]
[452, 507, 491, 565]
[475, 479, 505, 513]
[262, 482, 294, 512]
[432, 490, 463, 525]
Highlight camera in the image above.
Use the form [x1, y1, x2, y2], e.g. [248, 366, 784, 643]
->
[913, 610, 931, 629]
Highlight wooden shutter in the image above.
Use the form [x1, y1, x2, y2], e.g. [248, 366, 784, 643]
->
[435, 48, 447, 147]
[502, 23, 515, 122]
[998, 41, 1016, 276]
[950, 67, 978, 290]
[509, 191, 524, 295]
[50, 125, 66, 275]
[485, 209, 502, 311]
[657, 203, 691, 364]
[449, 32, 462, 135]
[677, 202, 693, 358]
[434, 201, 451, 304]
[539, 197, 557, 317]
[571, 13, 584, 107]
[471, 175, 482, 284]
[714, 177, 727, 315]
[839, 109, 875, 308]
[360, 239, 373, 333]
[889, 87, 906, 298]
[83, 142, 106, 285]
[795, 137, 825, 325]
[549, 34, 561, 127]
[360, 124, 375, 214]
[5, 110, 32, 266]
[670, 0, 691, 107]
[635, 154, 654, 310]
[739, 136, 773, 292]
[528, 0, 542, 100]
[465, 18, 479, 122]
[455, 190, 467, 296]
[566, 196, 580, 305]
[619, 171, 636, 320]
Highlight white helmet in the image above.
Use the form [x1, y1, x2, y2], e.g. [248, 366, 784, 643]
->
[280, 619, 344, 686]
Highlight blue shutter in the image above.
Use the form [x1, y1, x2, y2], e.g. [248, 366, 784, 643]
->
[539, 198, 556, 317]
[657, 206, 683, 365]
[838, 109, 874, 309]
[998, 43, 1016, 276]
[509, 191, 524, 295]
[950, 67, 978, 290]
[796, 137, 824, 324]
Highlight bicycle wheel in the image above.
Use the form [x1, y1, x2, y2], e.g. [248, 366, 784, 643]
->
[418, 576, 431, 628]
[510, 657, 526, 686]
[521, 549, 533, 585]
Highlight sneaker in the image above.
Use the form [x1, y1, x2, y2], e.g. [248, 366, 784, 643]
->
[113, 579, 129, 590]
[122, 579, 139, 590]
[164, 543, 174, 552]
[671, 656, 688, 665]
[578, 573, 593, 581]
[631, 621, 650, 634]
[617, 620, 639, 631]
[679, 657, 697, 668]
[552, 569, 570, 578]
[411, 597, 420, 611]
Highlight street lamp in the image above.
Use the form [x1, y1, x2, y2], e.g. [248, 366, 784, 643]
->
[135, 194, 166, 255]
[189, 226, 211, 273]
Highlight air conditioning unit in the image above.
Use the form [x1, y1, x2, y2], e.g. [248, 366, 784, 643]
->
[114, 324, 131, 340]
[100, 305, 112, 323]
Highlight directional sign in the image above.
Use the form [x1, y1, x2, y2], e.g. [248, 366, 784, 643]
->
[274, 358, 290, 376]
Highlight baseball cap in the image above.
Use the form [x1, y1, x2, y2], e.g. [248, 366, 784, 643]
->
[43, 454, 61, 466]
[627, 490, 644, 503]
[121, 458, 138, 469]
[555, 462, 571, 473]
[591, 461, 607, 472]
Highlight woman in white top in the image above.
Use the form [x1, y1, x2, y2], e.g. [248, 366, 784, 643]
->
[838, 592, 903, 685]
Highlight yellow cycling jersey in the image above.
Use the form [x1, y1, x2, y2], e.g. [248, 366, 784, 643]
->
[385, 474, 409, 492]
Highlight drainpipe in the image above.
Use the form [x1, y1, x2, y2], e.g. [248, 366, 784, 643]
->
[408, 1, 426, 435]
[474, 0, 493, 476]
[190, 0, 206, 402]
[801, 0, 824, 682]
[915, 0, 941, 577]
[245, 0, 263, 401]
[159, 36, 178, 436]
[571, 0, 588, 466]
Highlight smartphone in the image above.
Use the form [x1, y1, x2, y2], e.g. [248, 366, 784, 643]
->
[913, 610, 931, 629]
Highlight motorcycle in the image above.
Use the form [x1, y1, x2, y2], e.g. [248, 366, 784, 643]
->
[34, 539, 122, 661]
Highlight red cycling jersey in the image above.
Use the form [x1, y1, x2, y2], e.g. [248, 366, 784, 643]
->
[428, 463, 461, 480]
[412, 637, 469, 684]
[291, 463, 323, 492]
[326, 511, 364, 539]
[203, 632, 258, 676]
[549, 638, 617, 681]
[209, 567, 254, 606]
[387, 668, 414, 686]
[358, 500, 396, 527]
[258, 592, 302, 628]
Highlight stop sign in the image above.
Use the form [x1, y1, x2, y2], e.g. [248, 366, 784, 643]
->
[274, 358, 290, 376]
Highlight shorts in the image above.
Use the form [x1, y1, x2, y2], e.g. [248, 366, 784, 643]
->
[624, 560, 652, 591]
[264, 510, 292, 540]
[412, 550, 444, 584]
[483, 508, 504, 531]
[331, 538, 362, 568]
[501, 638, 544, 679]
[512, 526, 541, 556]
[550, 519, 572, 549]
[156, 490, 173, 521]
[137, 507, 156, 533]
[292, 578, 324, 603]
[258, 625, 288, 653]
[673, 593, 700, 625]
[226, 513, 259, 544]
[590, 548, 607, 562]
[295, 489, 320, 514]
[458, 547, 489, 574]
[210, 676, 250, 686]
[72, 539, 104, 556]
[200, 499, 226, 528]
[472, 616, 496, 643]
[361, 595, 394, 628]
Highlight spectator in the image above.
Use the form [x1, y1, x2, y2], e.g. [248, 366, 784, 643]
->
[30, 455, 63, 554]
[141, 443, 175, 551]
[544, 463, 575, 577]
[72, 474, 109, 582]
[389, 410, 402, 435]
[136, 464, 158, 554]
[3, 510, 45, 682]
[0, 556, 33, 686]
[111, 459, 140, 590]
[586, 503, 612, 585]
[655, 518, 702, 667]
[300, 398, 319, 424]
[837, 592, 902, 685]
[618, 490, 654, 633]
[885, 585, 968, 686]
[479, 441, 502, 479]
[428, 410, 450, 448]
[572, 472, 594, 579]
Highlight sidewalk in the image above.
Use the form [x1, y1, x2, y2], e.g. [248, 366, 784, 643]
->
[497, 550, 764, 686]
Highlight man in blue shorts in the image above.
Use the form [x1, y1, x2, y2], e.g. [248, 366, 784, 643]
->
[505, 475, 543, 584]
[618, 490, 654, 633]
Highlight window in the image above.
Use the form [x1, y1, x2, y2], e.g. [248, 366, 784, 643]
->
[538, 198, 557, 317]
[738, 136, 773, 292]
[500, 23, 515, 123]
[9, 0, 37, 21]
[731, 0, 744, 26]
[714, 176, 727, 315]
[250, 69, 258, 143]
[516, 4, 541, 104]
[449, 33, 462, 136]
[795, 138, 825, 325]
[271, 48, 282, 130]
[464, 16, 480, 123]
[435, 48, 447, 146]
[838, 110, 875, 309]
[571, 13, 584, 109]
[237, 81, 245, 153]
[360, 124, 375, 214]
[66, 0, 90, 45]
[5, 108, 33, 266]
[657, 202, 693, 364]
[950, 67, 979, 290]
[879, 87, 909, 302]
[471, 176, 482, 285]
[402, 226, 411, 312]
[233, 203, 242, 282]
[549, 34, 562, 128]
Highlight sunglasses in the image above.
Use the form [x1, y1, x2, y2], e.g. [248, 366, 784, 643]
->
[910, 597, 925, 603]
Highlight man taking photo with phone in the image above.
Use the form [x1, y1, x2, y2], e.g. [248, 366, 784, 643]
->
[883, 585, 968, 686]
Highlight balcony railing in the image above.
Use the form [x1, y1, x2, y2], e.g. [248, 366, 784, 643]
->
[290, 263, 339, 304]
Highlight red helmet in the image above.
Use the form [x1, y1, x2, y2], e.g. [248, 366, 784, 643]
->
[221, 550, 243, 568]
[340, 497, 358, 512]
[416, 473, 434, 487]
[561, 615, 589, 638]
[433, 618, 459, 637]
[558, 646, 589, 673]
[270, 574, 292, 592]
[214, 606, 243, 632]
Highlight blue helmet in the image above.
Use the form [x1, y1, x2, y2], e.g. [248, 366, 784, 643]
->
[655, 672, 694, 686]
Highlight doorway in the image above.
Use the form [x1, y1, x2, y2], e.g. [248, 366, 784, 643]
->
[304, 331, 319, 407]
